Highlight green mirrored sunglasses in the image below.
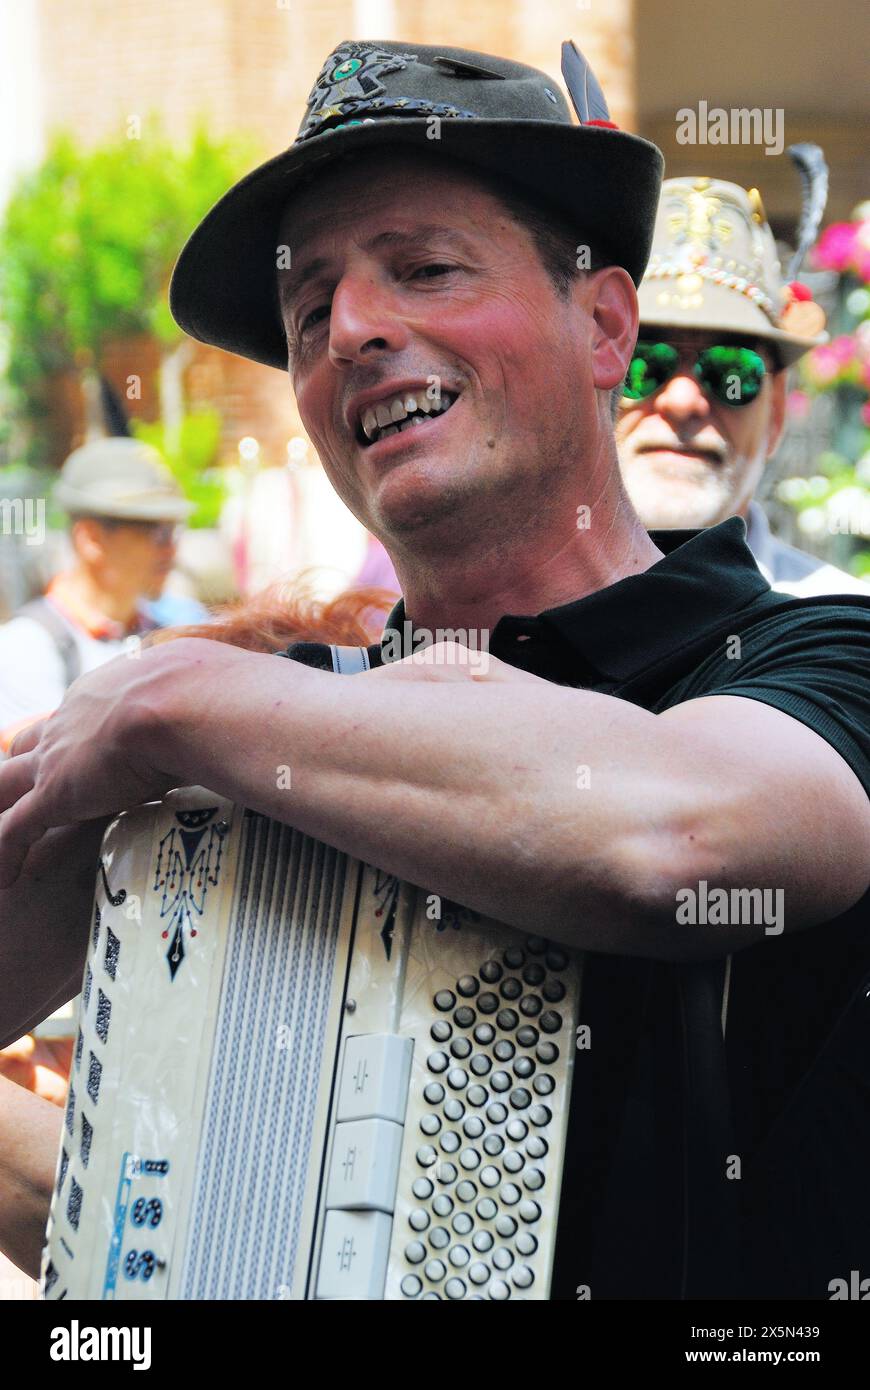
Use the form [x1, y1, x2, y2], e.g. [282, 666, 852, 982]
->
[623, 342, 767, 407]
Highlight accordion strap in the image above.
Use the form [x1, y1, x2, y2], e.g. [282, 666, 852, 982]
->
[328, 643, 371, 674]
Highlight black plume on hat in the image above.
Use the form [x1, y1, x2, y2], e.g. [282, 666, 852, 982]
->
[170, 38, 663, 370]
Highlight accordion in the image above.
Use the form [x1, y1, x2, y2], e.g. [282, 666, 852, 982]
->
[41, 785, 581, 1301]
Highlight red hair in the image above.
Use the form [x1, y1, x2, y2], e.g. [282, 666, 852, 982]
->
[147, 574, 399, 654]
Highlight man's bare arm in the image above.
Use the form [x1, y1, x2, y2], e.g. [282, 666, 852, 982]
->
[0, 1075, 61, 1277]
[0, 819, 107, 1048]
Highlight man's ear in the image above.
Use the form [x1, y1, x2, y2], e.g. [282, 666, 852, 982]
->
[766, 367, 788, 457]
[584, 266, 638, 391]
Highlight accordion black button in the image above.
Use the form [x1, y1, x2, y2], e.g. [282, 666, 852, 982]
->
[479, 960, 502, 984]
[539, 1010, 562, 1034]
[434, 990, 456, 1012]
[454, 1006, 475, 1029]
[478, 992, 499, 1014]
[496, 1009, 519, 1031]
[503, 948, 525, 969]
[523, 963, 546, 986]
[545, 948, 568, 971]
[500, 977, 522, 1000]
[457, 975, 479, 996]
[543, 979, 566, 1003]
[516, 1026, 539, 1048]
[509, 1088, 531, 1110]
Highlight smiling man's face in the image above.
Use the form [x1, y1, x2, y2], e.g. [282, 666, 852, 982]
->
[616, 330, 787, 530]
[277, 149, 625, 567]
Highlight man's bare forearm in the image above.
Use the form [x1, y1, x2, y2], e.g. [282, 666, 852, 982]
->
[0, 819, 107, 1047]
[0, 1076, 61, 1277]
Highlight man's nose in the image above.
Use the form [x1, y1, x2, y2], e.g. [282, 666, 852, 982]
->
[652, 370, 711, 424]
[327, 271, 412, 366]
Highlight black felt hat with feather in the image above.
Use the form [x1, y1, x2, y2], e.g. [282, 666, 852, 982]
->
[170, 39, 664, 370]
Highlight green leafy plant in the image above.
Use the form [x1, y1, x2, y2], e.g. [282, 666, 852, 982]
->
[131, 410, 227, 529]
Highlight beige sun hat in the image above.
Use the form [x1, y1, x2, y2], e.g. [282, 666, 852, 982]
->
[54, 438, 193, 522]
[637, 176, 828, 367]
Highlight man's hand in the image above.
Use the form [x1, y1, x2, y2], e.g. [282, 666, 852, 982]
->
[0, 1035, 73, 1107]
[0, 641, 225, 887]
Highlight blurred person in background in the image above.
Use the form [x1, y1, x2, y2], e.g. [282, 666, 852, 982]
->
[0, 437, 205, 752]
[616, 176, 870, 598]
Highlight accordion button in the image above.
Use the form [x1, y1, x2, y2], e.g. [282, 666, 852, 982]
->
[429, 1226, 450, 1250]
[500, 977, 522, 1001]
[463, 1115, 484, 1139]
[467, 1085, 488, 1108]
[413, 1178, 434, 1200]
[469, 1262, 491, 1285]
[499, 1184, 521, 1206]
[533, 1075, 555, 1096]
[486, 1102, 508, 1125]
[494, 1040, 515, 1062]
[513, 1057, 534, 1079]
[424, 1083, 445, 1105]
[476, 1197, 498, 1221]
[434, 991, 456, 1012]
[491, 1072, 511, 1093]
[436, 1162, 457, 1184]
[405, 1241, 426, 1264]
[509, 1088, 532, 1110]
[490, 1278, 511, 1299]
[440, 1131, 461, 1153]
[506, 1119, 528, 1142]
[483, 1135, 504, 1157]
[432, 1194, 454, 1217]
[420, 1115, 441, 1136]
[526, 1136, 548, 1159]
[450, 1038, 472, 1059]
[523, 1169, 545, 1192]
[519, 1200, 542, 1224]
[543, 979, 566, 1003]
[520, 995, 543, 1017]
[472, 1229, 494, 1251]
[512, 1266, 535, 1289]
[493, 1246, 514, 1270]
[480, 1166, 500, 1190]
[454, 1007, 476, 1029]
[529, 1105, 552, 1127]
[447, 1068, 468, 1091]
[420, 1292, 441, 1300]
[424, 1259, 446, 1283]
[479, 960, 502, 984]
[474, 1023, 496, 1045]
[523, 963, 546, 986]
[457, 975, 479, 997]
[431, 1021, 452, 1043]
[401, 1275, 422, 1298]
[416, 1145, 437, 1167]
[525, 936, 547, 955]
[444, 1277, 466, 1299]
[409, 1209, 430, 1232]
[427, 1052, 449, 1073]
[478, 992, 499, 1015]
[453, 1213, 473, 1236]
[449, 1246, 470, 1268]
[444, 1099, 465, 1122]
[460, 1147, 481, 1169]
[536, 1042, 559, 1065]
[456, 1181, 477, 1203]
[503, 1151, 524, 1174]
[539, 1010, 562, 1034]
[496, 1009, 519, 1031]
[545, 949, 568, 971]
[496, 1215, 518, 1238]
[516, 1026, 539, 1048]
[504, 949, 525, 969]
[516, 1232, 538, 1256]
[470, 1055, 491, 1076]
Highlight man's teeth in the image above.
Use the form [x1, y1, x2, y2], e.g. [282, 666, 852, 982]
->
[361, 391, 456, 442]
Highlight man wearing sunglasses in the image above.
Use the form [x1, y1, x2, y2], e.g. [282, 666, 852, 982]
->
[617, 176, 869, 597]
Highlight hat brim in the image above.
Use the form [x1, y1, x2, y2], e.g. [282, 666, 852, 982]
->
[638, 279, 826, 367]
[170, 119, 663, 371]
[56, 488, 193, 522]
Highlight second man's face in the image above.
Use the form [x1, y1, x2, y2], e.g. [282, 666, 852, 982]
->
[616, 330, 786, 530]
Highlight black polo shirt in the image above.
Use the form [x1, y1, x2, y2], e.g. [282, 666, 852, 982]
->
[288, 517, 870, 1299]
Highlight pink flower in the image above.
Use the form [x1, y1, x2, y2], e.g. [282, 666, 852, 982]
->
[814, 222, 858, 272]
[830, 334, 857, 365]
[807, 345, 841, 385]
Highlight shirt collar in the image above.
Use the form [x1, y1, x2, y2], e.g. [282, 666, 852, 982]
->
[46, 574, 157, 641]
[382, 518, 772, 682]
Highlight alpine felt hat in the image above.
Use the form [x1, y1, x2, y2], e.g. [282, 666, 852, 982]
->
[54, 438, 193, 522]
[169, 38, 664, 370]
[638, 176, 828, 366]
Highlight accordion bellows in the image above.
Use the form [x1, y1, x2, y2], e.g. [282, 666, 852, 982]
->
[42, 786, 580, 1300]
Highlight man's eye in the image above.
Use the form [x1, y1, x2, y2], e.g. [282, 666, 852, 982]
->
[411, 263, 456, 279]
[300, 304, 330, 332]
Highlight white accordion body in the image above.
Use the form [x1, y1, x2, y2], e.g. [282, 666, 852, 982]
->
[42, 787, 580, 1301]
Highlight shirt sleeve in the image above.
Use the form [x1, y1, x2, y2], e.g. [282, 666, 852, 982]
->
[0, 617, 68, 736]
[676, 602, 870, 798]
